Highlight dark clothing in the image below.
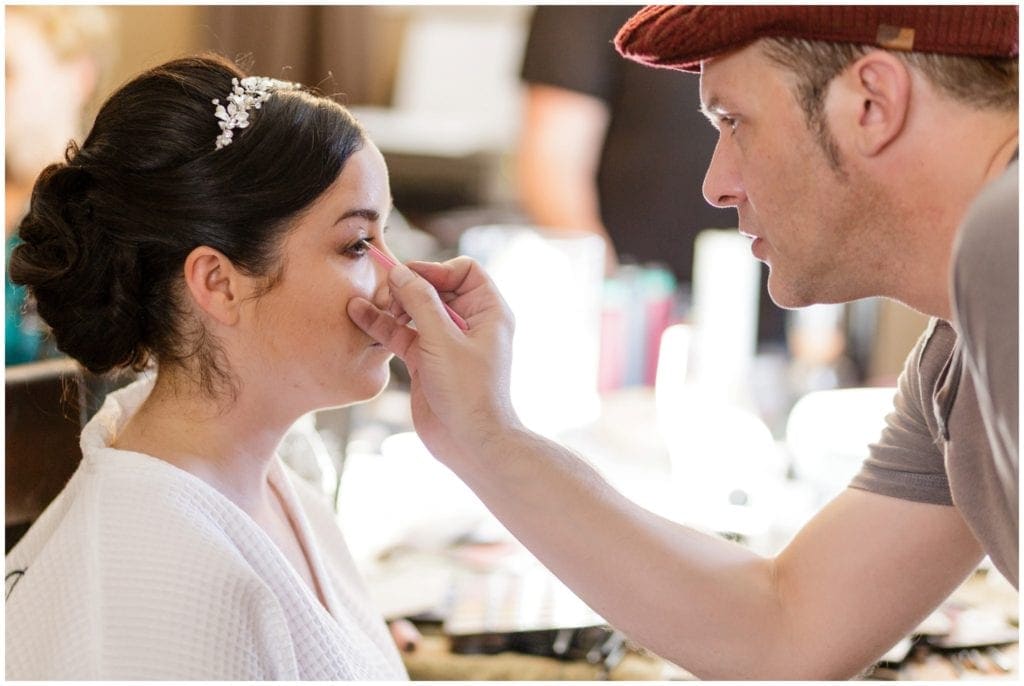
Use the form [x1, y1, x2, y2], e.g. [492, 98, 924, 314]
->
[520, 5, 785, 343]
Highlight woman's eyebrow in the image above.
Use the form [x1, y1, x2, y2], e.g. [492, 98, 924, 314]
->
[335, 208, 380, 225]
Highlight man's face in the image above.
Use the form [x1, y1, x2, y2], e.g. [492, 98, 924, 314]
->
[698, 42, 891, 308]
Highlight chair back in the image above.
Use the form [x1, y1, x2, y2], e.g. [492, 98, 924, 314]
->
[5, 358, 85, 542]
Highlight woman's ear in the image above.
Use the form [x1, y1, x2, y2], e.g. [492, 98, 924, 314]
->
[830, 49, 911, 158]
[183, 246, 244, 326]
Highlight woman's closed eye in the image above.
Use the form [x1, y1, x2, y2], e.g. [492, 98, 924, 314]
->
[340, 224, 388, 259]
[342, 236, 378, 259]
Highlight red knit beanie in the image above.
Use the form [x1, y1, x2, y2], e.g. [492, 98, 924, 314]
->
[615, 5, 1020, 72]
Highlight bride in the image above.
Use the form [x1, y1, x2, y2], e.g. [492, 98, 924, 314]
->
[7, 54, 410, 680]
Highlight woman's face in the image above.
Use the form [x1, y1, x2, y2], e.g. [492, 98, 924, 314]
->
[235, 142, 396, 414]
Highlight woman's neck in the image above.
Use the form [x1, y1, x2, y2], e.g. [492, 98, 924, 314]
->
[112, 370, 299, 514]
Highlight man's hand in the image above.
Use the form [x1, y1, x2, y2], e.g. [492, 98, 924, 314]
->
[347, 257, 522, 465]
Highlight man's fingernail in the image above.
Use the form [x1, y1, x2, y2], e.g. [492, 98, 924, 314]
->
[390, 263, 415, 288]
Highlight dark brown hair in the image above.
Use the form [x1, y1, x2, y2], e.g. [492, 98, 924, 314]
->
[10, 54, 364, 393]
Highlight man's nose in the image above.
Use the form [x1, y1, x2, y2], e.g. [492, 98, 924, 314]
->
[702, 137, 745, 209]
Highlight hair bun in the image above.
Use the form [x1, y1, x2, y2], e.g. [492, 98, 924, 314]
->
[58, 165, 96, 227]
[10, 162, 147, 374]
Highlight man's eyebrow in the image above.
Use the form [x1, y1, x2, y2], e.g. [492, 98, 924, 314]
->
[699, 96, 725, 121]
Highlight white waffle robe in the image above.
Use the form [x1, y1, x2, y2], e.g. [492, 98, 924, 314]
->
[5, 376, 408, 680]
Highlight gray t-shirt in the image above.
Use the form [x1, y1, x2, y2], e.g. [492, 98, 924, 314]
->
[850, 161, 1018, 588]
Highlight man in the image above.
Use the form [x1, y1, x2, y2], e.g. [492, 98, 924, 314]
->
[517, 4, 785, 343]
[348, 6, 1018, 679]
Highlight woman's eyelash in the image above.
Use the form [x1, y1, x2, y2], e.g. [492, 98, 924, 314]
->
[341, 226, 388, 258]
[343, 237, 373, 257]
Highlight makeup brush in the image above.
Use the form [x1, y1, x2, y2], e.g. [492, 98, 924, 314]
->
[365, 242, 469, 331]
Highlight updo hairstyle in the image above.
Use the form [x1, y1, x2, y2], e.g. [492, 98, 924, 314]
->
[9, 54, 365, 391]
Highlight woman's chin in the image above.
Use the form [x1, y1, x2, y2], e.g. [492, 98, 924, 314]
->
[341, 366, 392, 407]
[362, 371, 392, 403]
[298, 358, 392, 412]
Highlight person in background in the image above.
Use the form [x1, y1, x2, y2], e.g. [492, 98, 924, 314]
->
[349, 6, 1017, 679]
[5, 6, 112, 364]
[517, 4, 785, 344]
[6, 54, 408, 680]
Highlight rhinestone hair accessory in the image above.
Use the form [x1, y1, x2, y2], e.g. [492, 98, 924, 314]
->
[211, 76, 299, 150]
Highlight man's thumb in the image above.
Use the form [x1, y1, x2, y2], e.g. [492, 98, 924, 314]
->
[387, 262, 451, 335]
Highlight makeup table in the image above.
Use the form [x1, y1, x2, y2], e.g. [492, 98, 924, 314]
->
[335, 385, 1018, 681]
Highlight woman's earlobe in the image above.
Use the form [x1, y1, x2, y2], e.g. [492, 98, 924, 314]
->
[183, 246, 241, 326]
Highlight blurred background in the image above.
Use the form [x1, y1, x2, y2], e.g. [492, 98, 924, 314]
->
[6, 5, 1014, 681]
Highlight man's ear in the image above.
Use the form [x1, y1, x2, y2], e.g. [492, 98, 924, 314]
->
[183, 246, 245, 326]
[831, 50, 911, 157]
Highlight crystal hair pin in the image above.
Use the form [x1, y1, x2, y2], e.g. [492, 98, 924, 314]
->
[212, 76, 298, 150]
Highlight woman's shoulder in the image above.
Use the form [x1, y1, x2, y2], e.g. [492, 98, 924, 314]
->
[7, 448, 274, 587]
[4, 450, 302, 679]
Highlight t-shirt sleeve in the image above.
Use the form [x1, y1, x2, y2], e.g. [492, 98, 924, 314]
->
[520, 5, 634, 101]
[849, 322, 954, 505]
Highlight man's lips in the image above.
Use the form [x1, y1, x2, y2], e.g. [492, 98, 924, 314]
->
[750, 237, 767, 260]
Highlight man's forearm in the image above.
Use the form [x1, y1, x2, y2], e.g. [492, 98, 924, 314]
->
[448, 425, 983, 679]
[451, 426, 790, 678]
